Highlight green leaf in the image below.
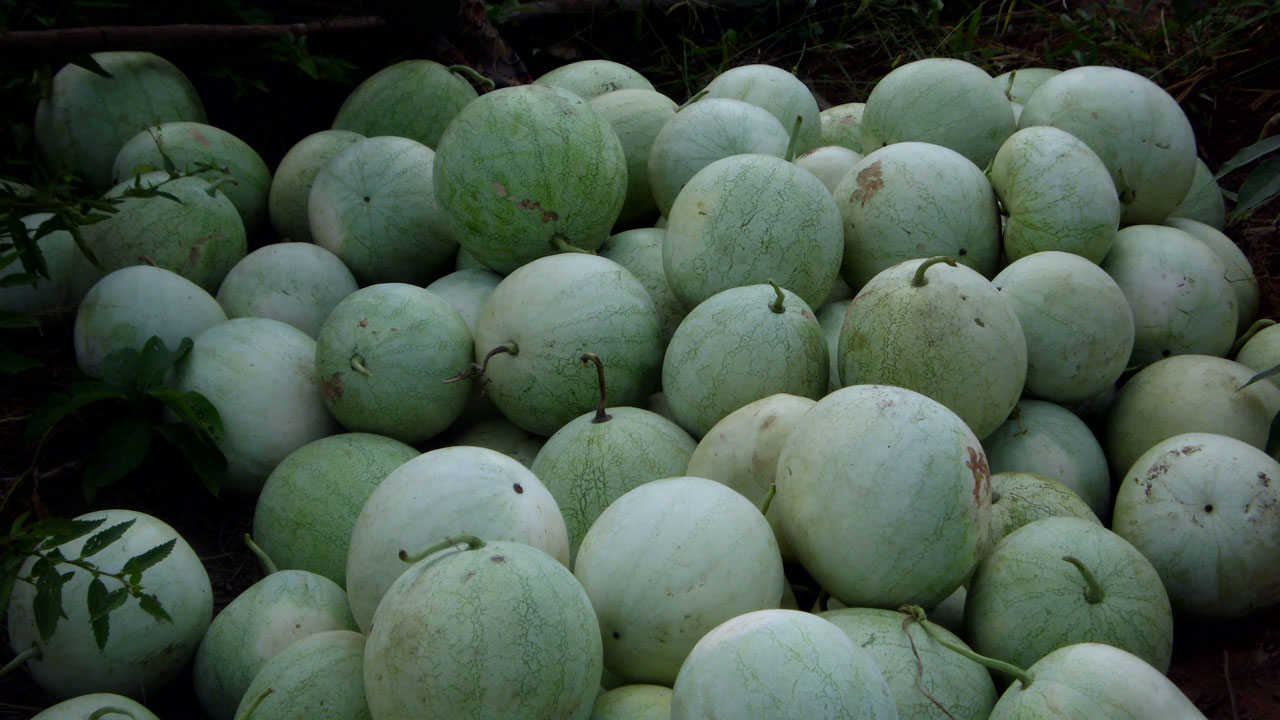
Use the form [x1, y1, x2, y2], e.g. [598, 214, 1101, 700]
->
[155, 423, 225, 496]
[159, 146, 177, 177]
[137, 593, 173, 624]
[78, 519, 135, 560]
[68, 54, 113, 79]
[122, 538, 176, 586]
[0, 309, 40, 328]
[1231, 157, 1280, 220]
[136, 336, 191, 390]
[148, 388, 222, 441]
[25, 381, 127, 440]
[97, 346, 142, 396]
[82, 414, 152, 499]
[1241, 361, 1280, 390]
[33, 571, 73, 642]
[1216, 134, 1280, 179]
[36, 517, 106, 549]
[87, 577, 112, 648]
[0, 348, 43, 374]
[0, 273, 43, 289]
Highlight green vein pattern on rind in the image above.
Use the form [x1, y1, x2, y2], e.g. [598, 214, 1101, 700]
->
[363, 540, 602, 720]
[473, 254, 663, 437]
[433, 84, 627, 274]
[776, 384, 991, 609]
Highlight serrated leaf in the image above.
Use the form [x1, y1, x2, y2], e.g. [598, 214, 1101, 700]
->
[87, 578, 112, 647]
[68, 54, 113, 78]
[137, 593, 173, 624]
[82, 415, 152, 499]
[78, 519, 135, 560]
[155, 423, 225, 496]
[1232, 156, 1280, 220]
[0, 348, 43, 374]
[25, 381, 126, 440]
[36, 517, 106, 549]
[90, 612, 109, 649]
[87, 577, 107, 612]
[1216, 134, 1280, 179]
[159, 147, 177, 176]
[33, 571, 73, 642]
[123, 539, 175, 582]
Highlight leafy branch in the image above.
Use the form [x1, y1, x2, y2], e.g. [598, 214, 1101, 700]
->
[24, 335, 228, 499]
[0, 514, 174, 651]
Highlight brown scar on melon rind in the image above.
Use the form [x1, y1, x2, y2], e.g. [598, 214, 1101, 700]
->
[966, 447, 991, 504]
[850, 161, 884, 206]
[512, 197, 559, 224]
[320, 373, 345, 401]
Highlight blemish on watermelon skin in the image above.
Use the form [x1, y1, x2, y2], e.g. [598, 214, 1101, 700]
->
[320, 373, 345, 401]
[966, 447, 991, 505]
[850, 161, 884, 205]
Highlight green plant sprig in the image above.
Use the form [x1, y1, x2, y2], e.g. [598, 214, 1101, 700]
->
[0, 513, 175, 652]
[24, 335, 228, 499]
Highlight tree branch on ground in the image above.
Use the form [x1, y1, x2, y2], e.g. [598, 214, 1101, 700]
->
[0, 17, 385, 56]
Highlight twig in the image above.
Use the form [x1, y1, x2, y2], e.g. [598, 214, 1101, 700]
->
[0, 17, 384, 56]
[503, 0, 732, 17]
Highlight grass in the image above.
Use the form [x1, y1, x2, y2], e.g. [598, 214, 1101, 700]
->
[499, 1, 1278, 148]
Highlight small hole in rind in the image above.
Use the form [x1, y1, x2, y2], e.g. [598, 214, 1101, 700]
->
[612, 631, 620, 639]
[363, 196, 371, 203]
[1204, 504, 1214, 513]
[513, 483, 524, 494]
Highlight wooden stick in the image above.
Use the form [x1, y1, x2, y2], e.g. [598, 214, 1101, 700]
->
[0, 17, 384, 56]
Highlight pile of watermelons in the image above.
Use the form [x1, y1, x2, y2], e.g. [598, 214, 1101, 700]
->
[1, 40, 1277, 720]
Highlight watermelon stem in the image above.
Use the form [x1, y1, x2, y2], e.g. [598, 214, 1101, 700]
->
[244, 534, 278, 575]
[238, 687, 274, 720]
[581, 353, 612, 424]
[550, 235, 592, 255]
[1230, 318, 1277, 356]
[1062, 555, 1104, 604]
[350, 354, 372, 377]
[785, 115, 804, 162]
[900, 613, 962, 720]
[901, 605, 1036, 688]
[912, 257, 957, 287]
[678, 89, 708, 110]
[1117, 167, 1136, 205]
[399, 532, 485, 565]
[89, 707, 142, 720]
[445, 343, 518, 386]
[759, 483, 776, 516]
[768, 280, 785, 313]
[448, 64, 496, 93]
[0, 646, 40, 677]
